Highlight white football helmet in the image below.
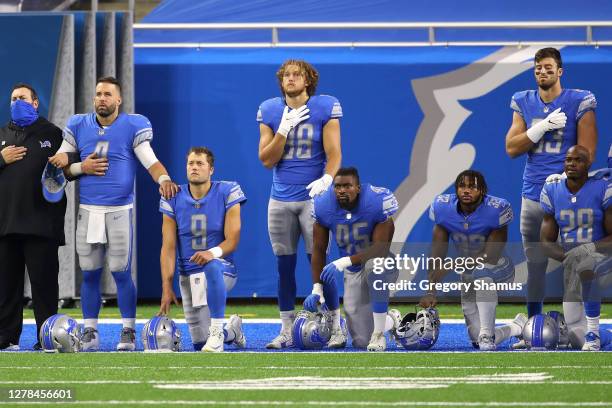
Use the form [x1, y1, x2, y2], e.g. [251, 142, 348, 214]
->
[142, 316, 182, 352]
[395, 308, 440, 350]
[292, 310, 333, 350]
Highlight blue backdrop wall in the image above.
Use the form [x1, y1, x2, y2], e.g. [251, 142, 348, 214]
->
[134, 46, 612, 299]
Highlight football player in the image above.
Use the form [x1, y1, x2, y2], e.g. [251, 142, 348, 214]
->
[540, 145, 611, 351]
[257, 60, 342, 348]
[158, 147, 246, 352]
[307, 167, 400, 351]
[48, 77, 179, 351]
[505, 47, 597, 321]
[422, 170, 526, 351]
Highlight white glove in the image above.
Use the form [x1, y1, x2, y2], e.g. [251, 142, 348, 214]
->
[306, 173, 333, 197]
[312, 283, 325, 305]
[545, 172, 567, 183]
[333, 256, 353, 272]
[563, 242, 596, 267]
[526, 107, 567, 144]
[277, 105, 310, 138]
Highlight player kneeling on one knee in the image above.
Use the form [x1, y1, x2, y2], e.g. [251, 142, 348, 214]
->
[158, 147, 247, 352]
[304, 167, 400, 351]
[421, 170, 526, 351]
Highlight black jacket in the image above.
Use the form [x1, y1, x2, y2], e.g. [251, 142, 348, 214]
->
[0, 117, 67, 245]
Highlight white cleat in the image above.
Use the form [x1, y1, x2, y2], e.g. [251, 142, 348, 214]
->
[265, 331, 293, 349]
[227, 315, 246, 348]
[327, 328, 347, 349]
[203, 326, 224, 352]
[478, 333, 496, 351]
[367, 331, 386, 351]
[582, 332, 601, 351]
[387, 309, 402, 337]
[511, 339, 528, 350]
[116, 327, 136, 351]
[81, 327, 100, 351]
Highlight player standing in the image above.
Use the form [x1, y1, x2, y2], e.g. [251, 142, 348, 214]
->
[257, 60, 342, 348]
[158, 147, 246, 352]
[505, 47, 597, 321]
[49, 76, 179, 351]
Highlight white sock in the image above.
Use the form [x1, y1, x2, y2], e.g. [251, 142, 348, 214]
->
[122, 318, 135, 329]
[330, 309, 341, 330]
[476, 279, 497, 337]
[84, 319, 98, 330]
[586, 315, 600, 336]
[211, 318, 224, 329]
[373, 312, 387, 333]
[280, 311, 295, 333]
[384, 315, 395, 332]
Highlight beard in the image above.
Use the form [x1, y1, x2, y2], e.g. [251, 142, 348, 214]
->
[96, 103, 117, 118]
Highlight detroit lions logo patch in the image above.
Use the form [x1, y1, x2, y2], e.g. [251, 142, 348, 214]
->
[39, 140, 51, 148]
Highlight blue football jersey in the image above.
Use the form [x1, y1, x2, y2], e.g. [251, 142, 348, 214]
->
[159, 181, 246, 275]
[608, 143, 612, 168]
[257, 95, 342, 202]
[63, 112, 153, 206]
[510, 89, 596, 200]
[429, 194, 513, 256]
[313, 183, 398, 273]
[540, 176, 611, 249]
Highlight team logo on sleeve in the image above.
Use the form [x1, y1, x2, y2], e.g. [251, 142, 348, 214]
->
[39, 140, 51, 148]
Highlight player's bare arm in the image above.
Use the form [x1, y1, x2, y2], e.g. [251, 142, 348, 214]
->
[480, 225, 508, 264]
[322, 118, 342, 176]
[190, 204, 241, 266]
[540, 213, 564, 262]
[595, 206, 612, 255]
[159, 214, 179, 316]
[258, 123, 288, 169]
[419, 224, 450, 308]
[147, 161, 179, 200]
[311, 221, 330, 283]
[505, 112, 531, 158]
[577, 110, 597, 162]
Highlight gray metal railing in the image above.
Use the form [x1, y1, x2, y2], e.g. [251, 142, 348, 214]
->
[133, 21, 612, 48]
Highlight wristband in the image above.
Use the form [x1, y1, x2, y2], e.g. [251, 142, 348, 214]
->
[333, 256, 352, 270]
[157, 174, 171, 185]
[209, 246, 223, 258]
[69, 162, 83, 176]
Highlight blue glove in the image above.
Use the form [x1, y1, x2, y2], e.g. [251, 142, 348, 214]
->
[320, 263, 340, 285]
[303, 293, 320, 312]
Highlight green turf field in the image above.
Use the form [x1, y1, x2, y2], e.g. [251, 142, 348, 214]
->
[23, 302, 612, 320]
[0, 352, 610, 407]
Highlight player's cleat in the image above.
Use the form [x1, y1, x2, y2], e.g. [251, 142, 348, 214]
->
[367, 331, 386, 351]
[582, 332, 601, 351]
[265, 331, 293, 349]
[81, 327, 99, 351]
[478, 333, 496, 351]
[0, 342, 19, 351]
[387, 308, 402, 338]
[327, 327, 347, 349]
[116, 327, 136, 351]
[227, 315, 246, 348]
[203, 326, 224, 352]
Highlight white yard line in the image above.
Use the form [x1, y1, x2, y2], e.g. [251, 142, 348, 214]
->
[2, 366, 610, 370]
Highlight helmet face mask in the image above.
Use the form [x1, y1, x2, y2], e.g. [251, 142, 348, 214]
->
[39, 314, 82, 353]
[546, 311, 569, 348]
[522, 314, 559, 350]
[142, 316, 182, 352]
[292, 310, 333, 350]
[395, 308, 440, 350]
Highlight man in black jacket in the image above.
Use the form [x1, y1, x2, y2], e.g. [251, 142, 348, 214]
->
[0, 83, 68, 350]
